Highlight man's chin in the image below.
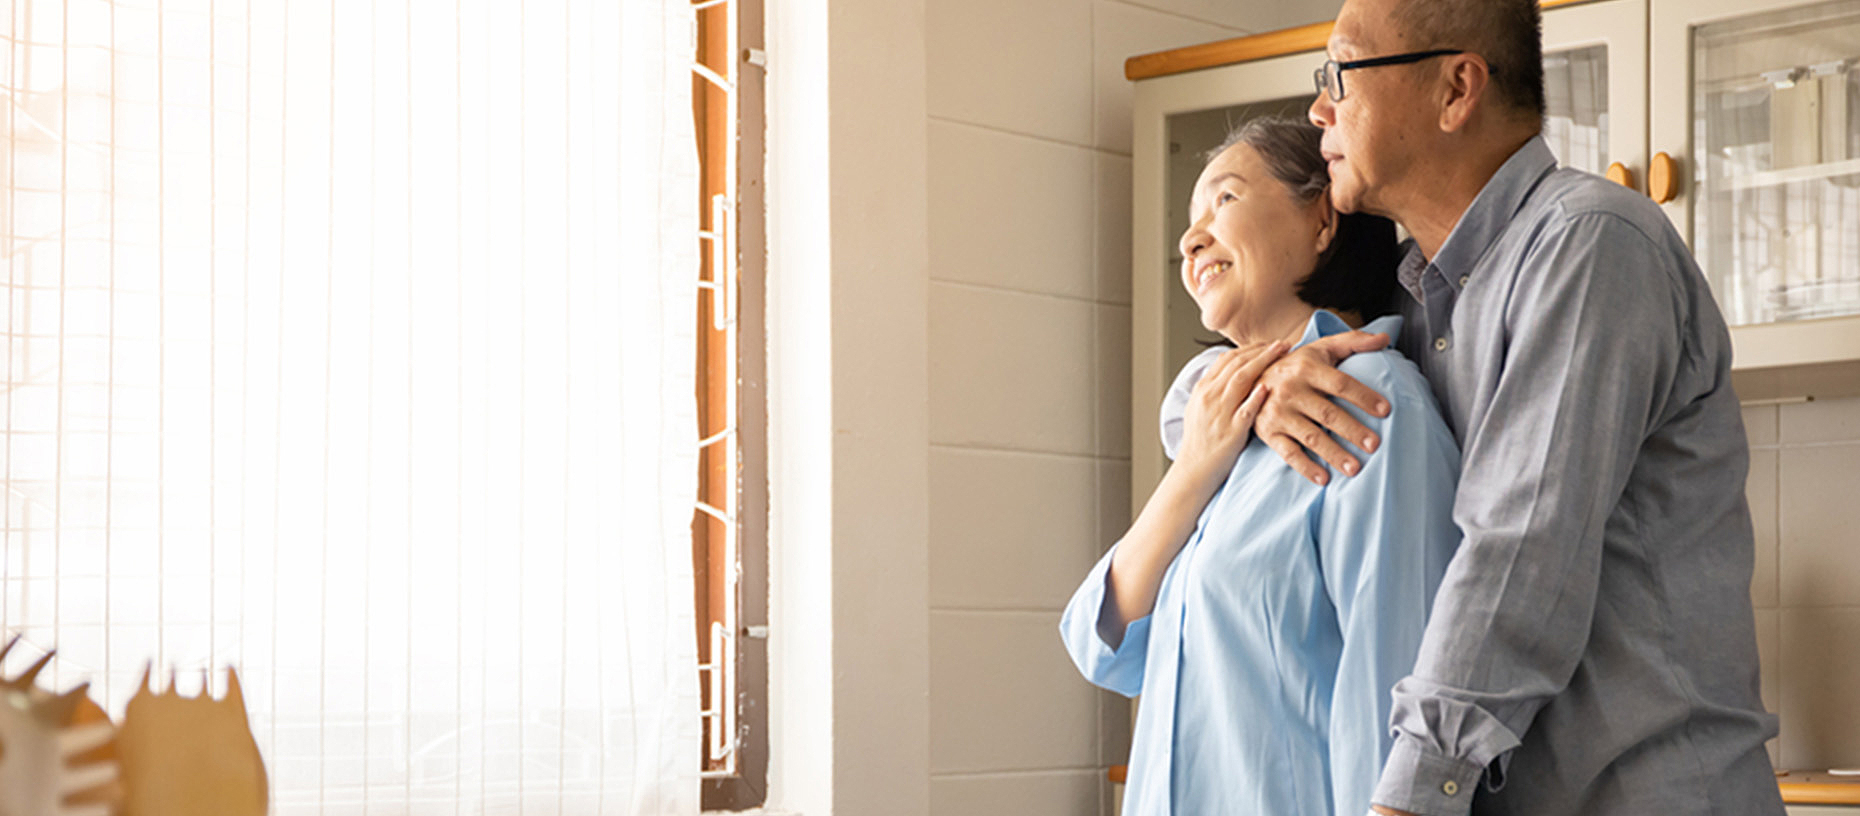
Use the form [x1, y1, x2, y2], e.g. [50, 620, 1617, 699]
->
[1327, 183, 1364, 215]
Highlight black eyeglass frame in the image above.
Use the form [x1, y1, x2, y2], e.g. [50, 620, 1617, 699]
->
[1313, 49, 1467, 102]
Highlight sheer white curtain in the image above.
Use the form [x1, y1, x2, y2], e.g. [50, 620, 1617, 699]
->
[2, 0, 700, 812]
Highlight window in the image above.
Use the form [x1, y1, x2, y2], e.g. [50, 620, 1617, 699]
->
[3, 1, 705, 811]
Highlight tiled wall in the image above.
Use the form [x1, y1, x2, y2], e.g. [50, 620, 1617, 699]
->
[923, 1, 1339, 814]
[1749, 394, 1860, 771]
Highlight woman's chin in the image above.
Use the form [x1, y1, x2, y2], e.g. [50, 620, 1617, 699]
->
[1198, 310, 1228, 338]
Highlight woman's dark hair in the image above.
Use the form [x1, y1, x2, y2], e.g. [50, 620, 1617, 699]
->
[1205, 116, 1400, 322]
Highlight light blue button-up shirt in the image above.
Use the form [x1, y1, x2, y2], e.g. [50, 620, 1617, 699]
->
[1061, 311, 1461, 816]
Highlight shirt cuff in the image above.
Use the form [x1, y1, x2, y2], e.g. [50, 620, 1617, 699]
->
[1369, 735, 1486, 816]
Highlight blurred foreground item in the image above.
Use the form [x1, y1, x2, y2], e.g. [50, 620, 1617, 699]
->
[0, 636, 119, 816]
[116, 667, 268, 816]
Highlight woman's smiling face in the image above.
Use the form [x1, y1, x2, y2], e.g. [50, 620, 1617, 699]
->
[1178, 142, 1332, 345]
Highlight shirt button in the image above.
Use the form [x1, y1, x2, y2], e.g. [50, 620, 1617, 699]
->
[1443, 780, 1460, 796]
[1434, 336, 1450, 352]
[1459, 275, 1470, 287]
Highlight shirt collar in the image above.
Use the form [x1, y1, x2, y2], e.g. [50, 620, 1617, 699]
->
[1426, 135, 1558, 288]
[1297, 308, 1405, 349]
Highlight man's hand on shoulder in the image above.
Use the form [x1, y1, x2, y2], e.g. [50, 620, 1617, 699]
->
[1255, 329, 1392, 485]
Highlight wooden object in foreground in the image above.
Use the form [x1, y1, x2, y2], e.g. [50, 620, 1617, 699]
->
[117, 666, 268, 816]
[0, 635, 119, 816]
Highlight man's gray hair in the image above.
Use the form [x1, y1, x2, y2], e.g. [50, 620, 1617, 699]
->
[1393, 0, 1545, 119]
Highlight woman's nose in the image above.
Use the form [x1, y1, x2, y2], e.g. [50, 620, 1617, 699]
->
[1179, 212, 1211, 259]
[1179, 227, 1205, 261]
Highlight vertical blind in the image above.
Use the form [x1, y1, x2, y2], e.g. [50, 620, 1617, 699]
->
[2, 0, 701, 812]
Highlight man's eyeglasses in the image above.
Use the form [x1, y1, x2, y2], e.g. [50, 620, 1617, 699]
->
[1313, 49, 1466, 102]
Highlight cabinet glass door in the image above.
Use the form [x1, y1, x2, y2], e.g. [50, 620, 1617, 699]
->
[1542, 0, 1647, 189]
[1691, 0, 1860, 326]
[1544, 45, 1611, 175]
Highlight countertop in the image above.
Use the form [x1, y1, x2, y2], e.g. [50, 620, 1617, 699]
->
[1778, 771, 1860, 805]
[1102, 767, 1860, 805]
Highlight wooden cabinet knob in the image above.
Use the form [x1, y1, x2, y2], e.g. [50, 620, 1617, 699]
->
[1605, 162, 1635, 189]
[1649, 152, 1680, 204]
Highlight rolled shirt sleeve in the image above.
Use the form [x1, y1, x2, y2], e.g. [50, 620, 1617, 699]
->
[1372, 213, 1687, 816]
[1060, 543, 1152, 698]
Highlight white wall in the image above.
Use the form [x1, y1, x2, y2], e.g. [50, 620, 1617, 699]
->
[766, 0, 930, 812]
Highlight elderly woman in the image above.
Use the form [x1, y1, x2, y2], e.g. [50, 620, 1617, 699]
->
[1060, 116, 1461, 816]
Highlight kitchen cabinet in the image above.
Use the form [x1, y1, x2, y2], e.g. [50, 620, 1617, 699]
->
[1651, 0, 1860, 398]
[1126, 0, 1860, 496]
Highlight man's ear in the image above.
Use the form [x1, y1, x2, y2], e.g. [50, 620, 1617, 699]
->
[1438, 54, 1491, 133]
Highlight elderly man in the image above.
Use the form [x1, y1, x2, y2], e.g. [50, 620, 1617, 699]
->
[1251, 0, 1788, 814]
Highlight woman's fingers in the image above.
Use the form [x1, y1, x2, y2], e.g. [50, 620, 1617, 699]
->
[1207, 341, 1286, 407]
[1223, 342, 1287, 403]
[1202, 341, 1263, 386]
[1179, 342, 1284, 468]
[1235, 382, 1269, 426]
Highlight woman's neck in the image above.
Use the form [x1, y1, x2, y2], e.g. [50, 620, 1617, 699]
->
[1222, 305, 1364, 348]
[1222, 306, 1317, 349]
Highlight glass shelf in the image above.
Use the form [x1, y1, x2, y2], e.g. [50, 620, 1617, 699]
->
[1725, 156, 1860, 189]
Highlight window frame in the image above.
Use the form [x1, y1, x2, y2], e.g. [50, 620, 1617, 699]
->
[693, 0, 768, 807]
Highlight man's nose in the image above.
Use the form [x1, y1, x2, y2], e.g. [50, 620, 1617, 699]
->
[1308, 94, 1334, 128]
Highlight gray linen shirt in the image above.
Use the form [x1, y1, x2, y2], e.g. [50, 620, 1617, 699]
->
[1370, 136, 1784, 816]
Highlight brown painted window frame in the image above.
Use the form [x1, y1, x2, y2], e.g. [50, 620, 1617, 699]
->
[694, 0, 767, 808]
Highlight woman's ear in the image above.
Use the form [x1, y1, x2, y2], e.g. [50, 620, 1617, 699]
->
[1312, 198, 1339, 255]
